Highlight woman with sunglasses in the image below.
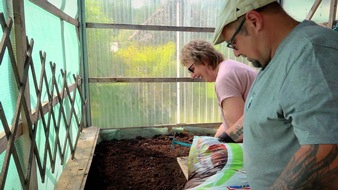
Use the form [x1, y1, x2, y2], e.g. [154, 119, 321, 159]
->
[180, 39, 257, 142]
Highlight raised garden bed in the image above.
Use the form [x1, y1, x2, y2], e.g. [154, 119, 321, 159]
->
[84, 132, 196, 190]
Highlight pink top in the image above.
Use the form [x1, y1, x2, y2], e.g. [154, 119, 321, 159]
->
[215, 59, 257, 129]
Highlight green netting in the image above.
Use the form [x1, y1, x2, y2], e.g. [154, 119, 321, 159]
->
[0, 136, 27, 190]
[0, 1, 18, 133]
[25, 0, 80, 110]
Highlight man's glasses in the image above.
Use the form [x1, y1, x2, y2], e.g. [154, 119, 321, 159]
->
[226, 18, 246, 50]
[188, 63, 195, 73]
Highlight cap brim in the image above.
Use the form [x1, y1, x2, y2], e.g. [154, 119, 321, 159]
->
[212, 1, 237, 45]
[212, 26, 226, 45]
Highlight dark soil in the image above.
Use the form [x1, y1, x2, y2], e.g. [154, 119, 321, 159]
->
[84, 133, 197, 190]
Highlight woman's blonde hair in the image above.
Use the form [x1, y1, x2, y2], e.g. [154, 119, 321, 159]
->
[180, 39, 224, 70]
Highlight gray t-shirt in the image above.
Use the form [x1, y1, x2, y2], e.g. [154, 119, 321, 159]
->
[243, 20, 338, 189]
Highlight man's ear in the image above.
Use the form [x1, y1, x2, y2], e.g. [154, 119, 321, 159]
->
[245, 10, 263, 31]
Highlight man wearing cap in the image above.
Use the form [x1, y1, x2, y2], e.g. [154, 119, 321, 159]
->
[213, 0, 338, 189]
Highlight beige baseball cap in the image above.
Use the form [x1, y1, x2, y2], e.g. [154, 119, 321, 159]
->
[212, 0, 276, 45]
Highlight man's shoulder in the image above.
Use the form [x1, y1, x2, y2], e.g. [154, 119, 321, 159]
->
[277, 20, 338, 59]
[294, 20, 338, 46]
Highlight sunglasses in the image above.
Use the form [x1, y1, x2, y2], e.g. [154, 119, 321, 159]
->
[226, 18, 246, 50]
[188, 63, 195, 73]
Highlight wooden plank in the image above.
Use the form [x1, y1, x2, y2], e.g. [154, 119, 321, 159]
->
[328, 0, 337, 29]
[86, 23, 214, 33]
[29, 0, 78, 26]
[13, 1, 38, 188]
[55, 126, 100, 190]
[89, 77, 204, 83]
[177, 156, 189, 180]
[306, 0, 322, 20]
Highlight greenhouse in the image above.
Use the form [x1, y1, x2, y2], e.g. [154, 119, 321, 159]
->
[0, 0, 337, 189]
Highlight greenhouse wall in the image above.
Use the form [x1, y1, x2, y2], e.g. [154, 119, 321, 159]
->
[85, 0, 251, 129]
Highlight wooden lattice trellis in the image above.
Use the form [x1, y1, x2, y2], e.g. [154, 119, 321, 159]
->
[0, 12, 87, 189]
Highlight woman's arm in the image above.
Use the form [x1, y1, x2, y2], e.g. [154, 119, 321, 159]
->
[219, 115, 244, 142]
[218, 97, 245, 142]
[222, 97, 245, 127]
